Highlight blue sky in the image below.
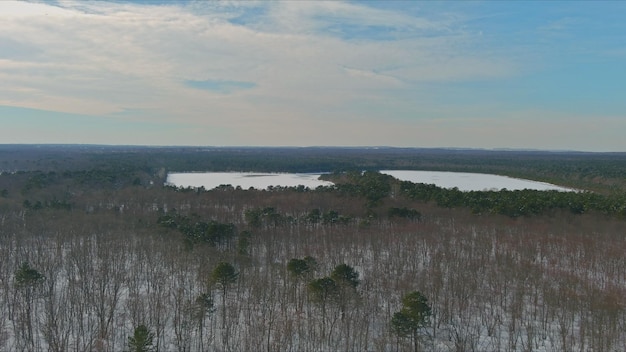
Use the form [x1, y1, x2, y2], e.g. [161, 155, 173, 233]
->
[1, 0, 625, 151]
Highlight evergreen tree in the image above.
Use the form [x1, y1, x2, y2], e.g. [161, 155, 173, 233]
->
[287, 258, 311, 278]
[211, 262, 238, 295]
[14, 262, 44, 288]
[211, 262, 238, 328]
[14, 262, 45, 349]
[330, 263, 359, 289]
[127, 325, 154, 352]
[391, 291, 432, 352]
[193, 293, 215, 350]
[331, 264, 360, 319]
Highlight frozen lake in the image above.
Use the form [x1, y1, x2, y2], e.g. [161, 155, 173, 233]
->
[166, 172, 333, 190]
[166, 170, 575, 192]
[380, 170, 575, 192]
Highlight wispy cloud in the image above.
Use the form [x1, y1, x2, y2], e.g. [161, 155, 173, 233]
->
[0, 0, 510, 113]
[0, 1, 623, 150]
[258, 1, 451, 38]
[185, 79, 256, 93]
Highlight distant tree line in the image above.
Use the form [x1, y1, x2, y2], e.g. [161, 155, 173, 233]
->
[398, 181, 626, 218]
[317, 170, 626, 218]
[4, 145, 626, 193]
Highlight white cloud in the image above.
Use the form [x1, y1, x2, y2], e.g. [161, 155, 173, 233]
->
[0, 0, 520, 137]
[259, 1, 449, 36]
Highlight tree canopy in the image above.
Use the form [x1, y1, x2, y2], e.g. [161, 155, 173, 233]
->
[14, 262, 44, 288]
[211, 262, 238, 293]
[331, 263, 360, 289]
[127, 325, 155, 352]
[391, 291, 432, 352]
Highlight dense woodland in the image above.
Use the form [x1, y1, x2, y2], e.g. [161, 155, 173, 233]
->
[0, 145, 625, 351]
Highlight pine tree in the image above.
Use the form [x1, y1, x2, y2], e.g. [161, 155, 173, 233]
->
[330, 264, 360, 320]
[391, 291, 432, 352]
[127, 325, 154, 352]
[211, 262, 238, 328]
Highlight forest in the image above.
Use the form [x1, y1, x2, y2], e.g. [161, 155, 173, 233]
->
[0, 145, 625, 351]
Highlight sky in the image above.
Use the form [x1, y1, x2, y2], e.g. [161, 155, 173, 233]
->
[1, 0, 625, 151]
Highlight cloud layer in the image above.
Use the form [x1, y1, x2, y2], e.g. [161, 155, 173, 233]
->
[1, 1, 625, 151]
